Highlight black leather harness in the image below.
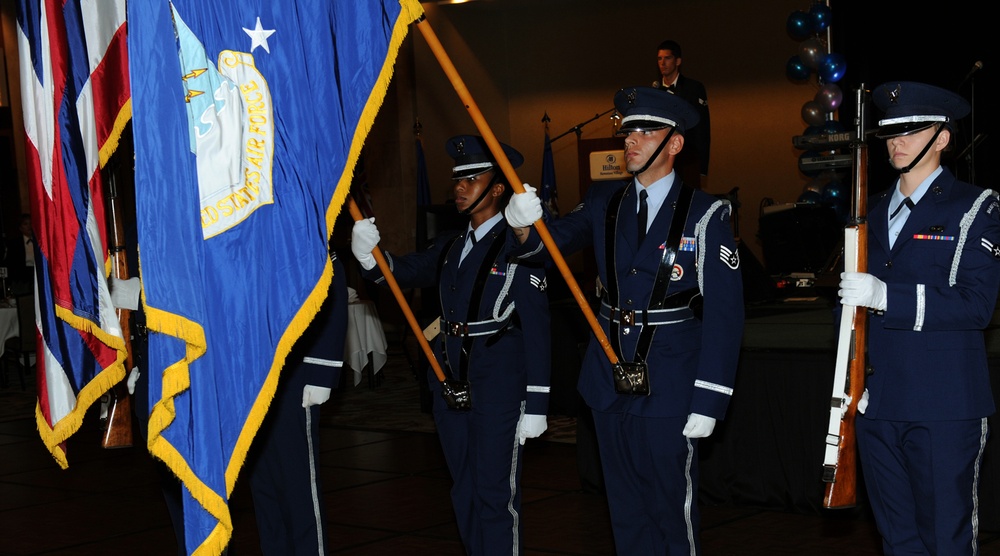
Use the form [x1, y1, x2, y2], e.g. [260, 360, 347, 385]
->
[603, 183, 699, 368]
[439, 230, 509, 382]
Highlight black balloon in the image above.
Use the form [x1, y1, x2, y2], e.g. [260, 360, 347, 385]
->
[809, 3, 832, 32]
[822, 119, 846, 134]
[786, 10, 812, 41]
[786, 55, 811, 81]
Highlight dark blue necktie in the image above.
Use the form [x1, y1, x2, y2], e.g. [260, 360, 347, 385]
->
[637, 189, 648, 245]
[889, 197, 914, 220]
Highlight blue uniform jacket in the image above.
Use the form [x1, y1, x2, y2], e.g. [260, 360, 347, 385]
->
[364, 219, 551, 415]
[863, 168, 1000, 421]
[288, 253, 349, 389]
[520, 179, 744, 419]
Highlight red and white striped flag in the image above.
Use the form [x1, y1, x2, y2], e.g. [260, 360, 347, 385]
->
[16, 0, 130, 468]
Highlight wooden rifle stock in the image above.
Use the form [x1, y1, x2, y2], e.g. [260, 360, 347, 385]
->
[822, 86, 870, 508]
[101, 167, 134, 449]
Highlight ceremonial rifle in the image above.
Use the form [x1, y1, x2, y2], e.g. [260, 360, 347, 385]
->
[821, 85, 869, 508]
[101, 149, 135, 449]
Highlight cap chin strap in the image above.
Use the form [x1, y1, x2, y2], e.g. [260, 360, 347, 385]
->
[458, 172, 499, 215]
[894, 125, 943, 174]
[631, 128, 676, 177]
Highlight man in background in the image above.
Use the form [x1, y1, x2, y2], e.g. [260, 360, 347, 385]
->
[654, 40, 710, 190]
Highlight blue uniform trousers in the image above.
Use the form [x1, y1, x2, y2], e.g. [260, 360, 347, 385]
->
[592, 410, 699, 555]
[247, 371, 328, 555]
[857, 416, 988, 555]
[433, 395, 525, 555]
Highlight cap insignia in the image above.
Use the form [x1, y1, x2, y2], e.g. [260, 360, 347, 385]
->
[888, 84, 902, 104]
[626, 89, 638, 106]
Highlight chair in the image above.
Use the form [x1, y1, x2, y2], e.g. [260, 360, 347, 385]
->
[2, 294, 35, 390]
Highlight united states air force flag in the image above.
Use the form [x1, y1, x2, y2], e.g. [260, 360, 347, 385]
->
[127, 1, 423, 553]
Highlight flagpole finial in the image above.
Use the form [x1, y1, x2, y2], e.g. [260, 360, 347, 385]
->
[541, 112, 551, 123]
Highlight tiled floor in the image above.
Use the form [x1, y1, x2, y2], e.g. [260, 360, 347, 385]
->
[0, 412, 866, 556]
[0, 361, 997, 555]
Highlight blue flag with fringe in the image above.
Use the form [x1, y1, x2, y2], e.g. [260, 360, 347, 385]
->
[126, 1, 423, 553]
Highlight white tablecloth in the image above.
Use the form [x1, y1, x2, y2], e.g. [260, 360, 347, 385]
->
[0, 305, 18, 358]
[345, 301, 388, 386]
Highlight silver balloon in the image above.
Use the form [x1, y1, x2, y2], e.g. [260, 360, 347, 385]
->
[798, 37, 825, 70]
[801, 100, 826, 127]
[814, 83, 843, 112]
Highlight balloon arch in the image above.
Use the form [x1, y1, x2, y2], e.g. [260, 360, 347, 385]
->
[785, 1, 850, 223]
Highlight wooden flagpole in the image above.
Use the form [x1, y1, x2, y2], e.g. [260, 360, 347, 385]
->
[414, 16, 619, 367]
[346, 198, 447, 383]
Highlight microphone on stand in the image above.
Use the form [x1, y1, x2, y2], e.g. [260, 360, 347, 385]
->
[959, 61, 983, 87]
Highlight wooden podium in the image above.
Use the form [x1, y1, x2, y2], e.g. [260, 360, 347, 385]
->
[576, 137, 627, 283]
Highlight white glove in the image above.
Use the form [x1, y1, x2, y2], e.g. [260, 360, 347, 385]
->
[504, 184, 543, 228]
[302, 385, 332, 408]
[351, 217, 380, 271]
[110, 276, 141, 311]
[839, 271, 887, 311]
[682, 413, 716, 438]
[517, 413, 547, 445]
[126, 367, 141, 395]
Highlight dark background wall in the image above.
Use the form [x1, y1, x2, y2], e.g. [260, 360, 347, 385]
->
[354, 0, 994, 278]
[0, 0, 994, 280]
[833, 2, 994, 194]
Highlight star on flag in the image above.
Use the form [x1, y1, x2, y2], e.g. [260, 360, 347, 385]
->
[243, 16, 275, 53]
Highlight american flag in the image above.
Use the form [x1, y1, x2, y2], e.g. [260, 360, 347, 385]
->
[16, 0, 130, 468]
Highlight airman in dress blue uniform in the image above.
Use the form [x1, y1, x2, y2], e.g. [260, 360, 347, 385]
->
[351, 135, 551, 555]
[505, 86, 744, 555]
[838, 81, 1000, 555]
[246, 251, 349, 555]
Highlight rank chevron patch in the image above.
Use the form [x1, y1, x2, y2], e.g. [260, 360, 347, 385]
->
[720, 244, 740, 269]
[982, 237, 1000, 260]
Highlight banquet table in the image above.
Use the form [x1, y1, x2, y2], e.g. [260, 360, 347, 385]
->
[345, 300, 388, 387]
